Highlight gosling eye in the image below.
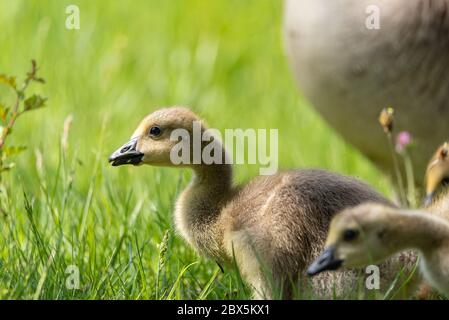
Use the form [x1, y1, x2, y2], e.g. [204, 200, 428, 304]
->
[149, 125, 162, 137]
[343, 229, 359, 242]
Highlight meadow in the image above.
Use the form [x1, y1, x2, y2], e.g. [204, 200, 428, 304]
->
[0, 0, 395, 299]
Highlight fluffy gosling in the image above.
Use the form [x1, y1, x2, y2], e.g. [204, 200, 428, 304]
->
[307, 202, 449, 297]
[109, 106, 395, 299]
[425, 142, 449, 206]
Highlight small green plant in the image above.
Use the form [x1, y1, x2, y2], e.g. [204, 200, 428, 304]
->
[0, 60, 46, 178]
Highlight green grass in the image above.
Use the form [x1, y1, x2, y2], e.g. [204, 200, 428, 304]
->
[0, 0, 395, 299]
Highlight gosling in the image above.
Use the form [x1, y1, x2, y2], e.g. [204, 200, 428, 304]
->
[109, 106, 392, 299]
[307, 201, 449, 297]
[425, 142, 449, 206]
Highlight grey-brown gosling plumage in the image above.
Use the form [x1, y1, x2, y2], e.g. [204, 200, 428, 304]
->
[308, 199, 449, 297]
[308, 143, 449, 298]
[109, 106, 394, 299]
[284, 0, 449, 184]
[425, 142, 449, 206]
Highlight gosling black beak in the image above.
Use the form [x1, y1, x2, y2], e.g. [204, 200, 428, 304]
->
[307, 246, 343, 276]
[109, 138, 144, 166]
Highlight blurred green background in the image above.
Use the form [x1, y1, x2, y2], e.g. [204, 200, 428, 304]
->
[0, 0, 391, 299]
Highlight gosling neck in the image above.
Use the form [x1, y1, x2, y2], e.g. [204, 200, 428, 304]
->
[174, 158, 233, 261]
[388, 210, 449, 253]
[187, 161, 234, 222]
[191, 162, 233, 194]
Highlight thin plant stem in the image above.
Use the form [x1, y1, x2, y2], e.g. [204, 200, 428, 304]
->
[386, 133, 407, 206]
[403, 152, 417, 208]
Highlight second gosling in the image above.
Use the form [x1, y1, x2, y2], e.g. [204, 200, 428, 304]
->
[425, 142, 449, 206]
[308, 202, 449, 297]
[109, 106, 392, 299]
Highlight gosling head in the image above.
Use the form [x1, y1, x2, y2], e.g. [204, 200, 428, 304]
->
[425, 142, 449, 206]
[109, 106, 206, 167]
[307, 203, 397, 276]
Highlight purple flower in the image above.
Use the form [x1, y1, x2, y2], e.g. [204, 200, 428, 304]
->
[395, 131, 412, 153]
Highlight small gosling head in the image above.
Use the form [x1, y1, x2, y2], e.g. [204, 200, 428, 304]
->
[109, 107, 205, 167]
[307, 203, 398, 276]
[425, 142, 449, 206]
